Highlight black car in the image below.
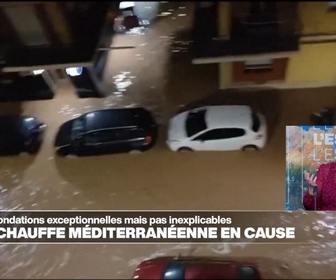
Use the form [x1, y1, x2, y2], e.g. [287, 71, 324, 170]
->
[54, 108, 158, 156]
[0, 116, 46, 155]
[311, 107, 336, 125]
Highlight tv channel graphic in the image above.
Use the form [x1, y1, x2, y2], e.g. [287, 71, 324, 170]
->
[0, 211, 313, 244]
[286, 125, 336, 211]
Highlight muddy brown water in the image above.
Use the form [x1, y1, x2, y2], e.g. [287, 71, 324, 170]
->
[1, 2, 336, 279]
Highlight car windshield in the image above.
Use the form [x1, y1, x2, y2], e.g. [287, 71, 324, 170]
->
[163, 261, 185, 280]
[71, 117, 85, 140]
[251, 111, 260, 132]
[186, 109, 207, 137]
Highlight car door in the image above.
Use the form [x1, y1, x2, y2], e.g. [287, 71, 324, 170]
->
[213, 128, 247, 151]
[83, 129, 126, 155]
[191, 128, 246, 151]
[122, 127, 145, 151]
[83, 131, 105, 155]
[190, 130, 220, 151]
[105, 128, 129, 153]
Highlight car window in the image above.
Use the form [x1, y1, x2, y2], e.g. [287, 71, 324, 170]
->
[186, 109, 207, 137]
[85, 128, 141, 144]
[194, 128, 246, 141]
[251, 111, 260, 132]
[85, 132, 101, 144]
[118, 127, 141, 140]
[163, 262, 185, 280]
[101, 130, 121, 143]
[71, 117, 85, 140]
[22, 117, 38, 131]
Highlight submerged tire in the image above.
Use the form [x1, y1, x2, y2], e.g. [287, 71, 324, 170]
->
[242, 145, 259, 151]
[178, 147, 193, 152]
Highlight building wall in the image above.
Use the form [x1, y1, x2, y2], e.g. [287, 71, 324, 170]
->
[217, 2, 231, 36]
[286, 42, 336, 86]
[218, 1, 336, 89]
[0, 3, 71, 48]
[219, 42, 336, 90]
[299, 2, 336, 35]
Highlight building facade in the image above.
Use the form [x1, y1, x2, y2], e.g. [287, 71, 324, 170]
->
[193, 2, 336, 89]
[0, 2, 113, 100]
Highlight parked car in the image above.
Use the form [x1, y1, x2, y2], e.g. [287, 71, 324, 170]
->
[0, 115, 46, 155]
[133, 256, 262, 279]
[311, 107, 336, 125]
[54, 108, 158, 156]
[166, 105, 267, 152]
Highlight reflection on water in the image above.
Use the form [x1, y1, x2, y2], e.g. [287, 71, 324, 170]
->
[113, 71, 134, 93]
[125, 27, 147, 36]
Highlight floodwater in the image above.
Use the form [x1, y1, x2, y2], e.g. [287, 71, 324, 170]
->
[1, 2, 336, 279]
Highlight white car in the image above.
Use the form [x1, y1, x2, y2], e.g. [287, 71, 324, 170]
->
[167, 105, 267, 152]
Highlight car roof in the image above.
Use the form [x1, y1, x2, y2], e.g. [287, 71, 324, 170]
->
[83, 108, 154, 132]
[198, 105, 253, 129]
[0, 115, 38, 134]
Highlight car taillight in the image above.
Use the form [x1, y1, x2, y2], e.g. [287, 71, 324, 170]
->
[255, 135, 263, 140]
[145, 136, 152, 144]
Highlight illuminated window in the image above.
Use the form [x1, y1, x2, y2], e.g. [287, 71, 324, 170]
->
[244, 58, 273, 73]
[66, 67, 83, 77]
[32, 69, 44, 75]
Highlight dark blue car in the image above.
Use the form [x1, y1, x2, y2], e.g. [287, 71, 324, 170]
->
[0, 115, 46, 155]
[54, 108, 158, 156]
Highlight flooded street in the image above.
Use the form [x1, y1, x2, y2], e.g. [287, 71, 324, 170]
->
[1, 2, 336, 279]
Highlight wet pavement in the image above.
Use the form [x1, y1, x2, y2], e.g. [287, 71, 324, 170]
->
[1, 2, 336, 279]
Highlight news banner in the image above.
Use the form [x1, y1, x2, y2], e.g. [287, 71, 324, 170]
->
[0, 211, 314, 243]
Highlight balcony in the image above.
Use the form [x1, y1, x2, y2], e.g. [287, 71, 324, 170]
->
[192, 2, 300, 63]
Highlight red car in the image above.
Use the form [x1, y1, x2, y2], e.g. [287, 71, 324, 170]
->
[133, 256, 262, 279]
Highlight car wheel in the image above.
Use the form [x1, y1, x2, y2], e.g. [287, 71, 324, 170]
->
[178, 147, 193, 152]
[57, 147, 72, 157]
[242, 145, 259, 151]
